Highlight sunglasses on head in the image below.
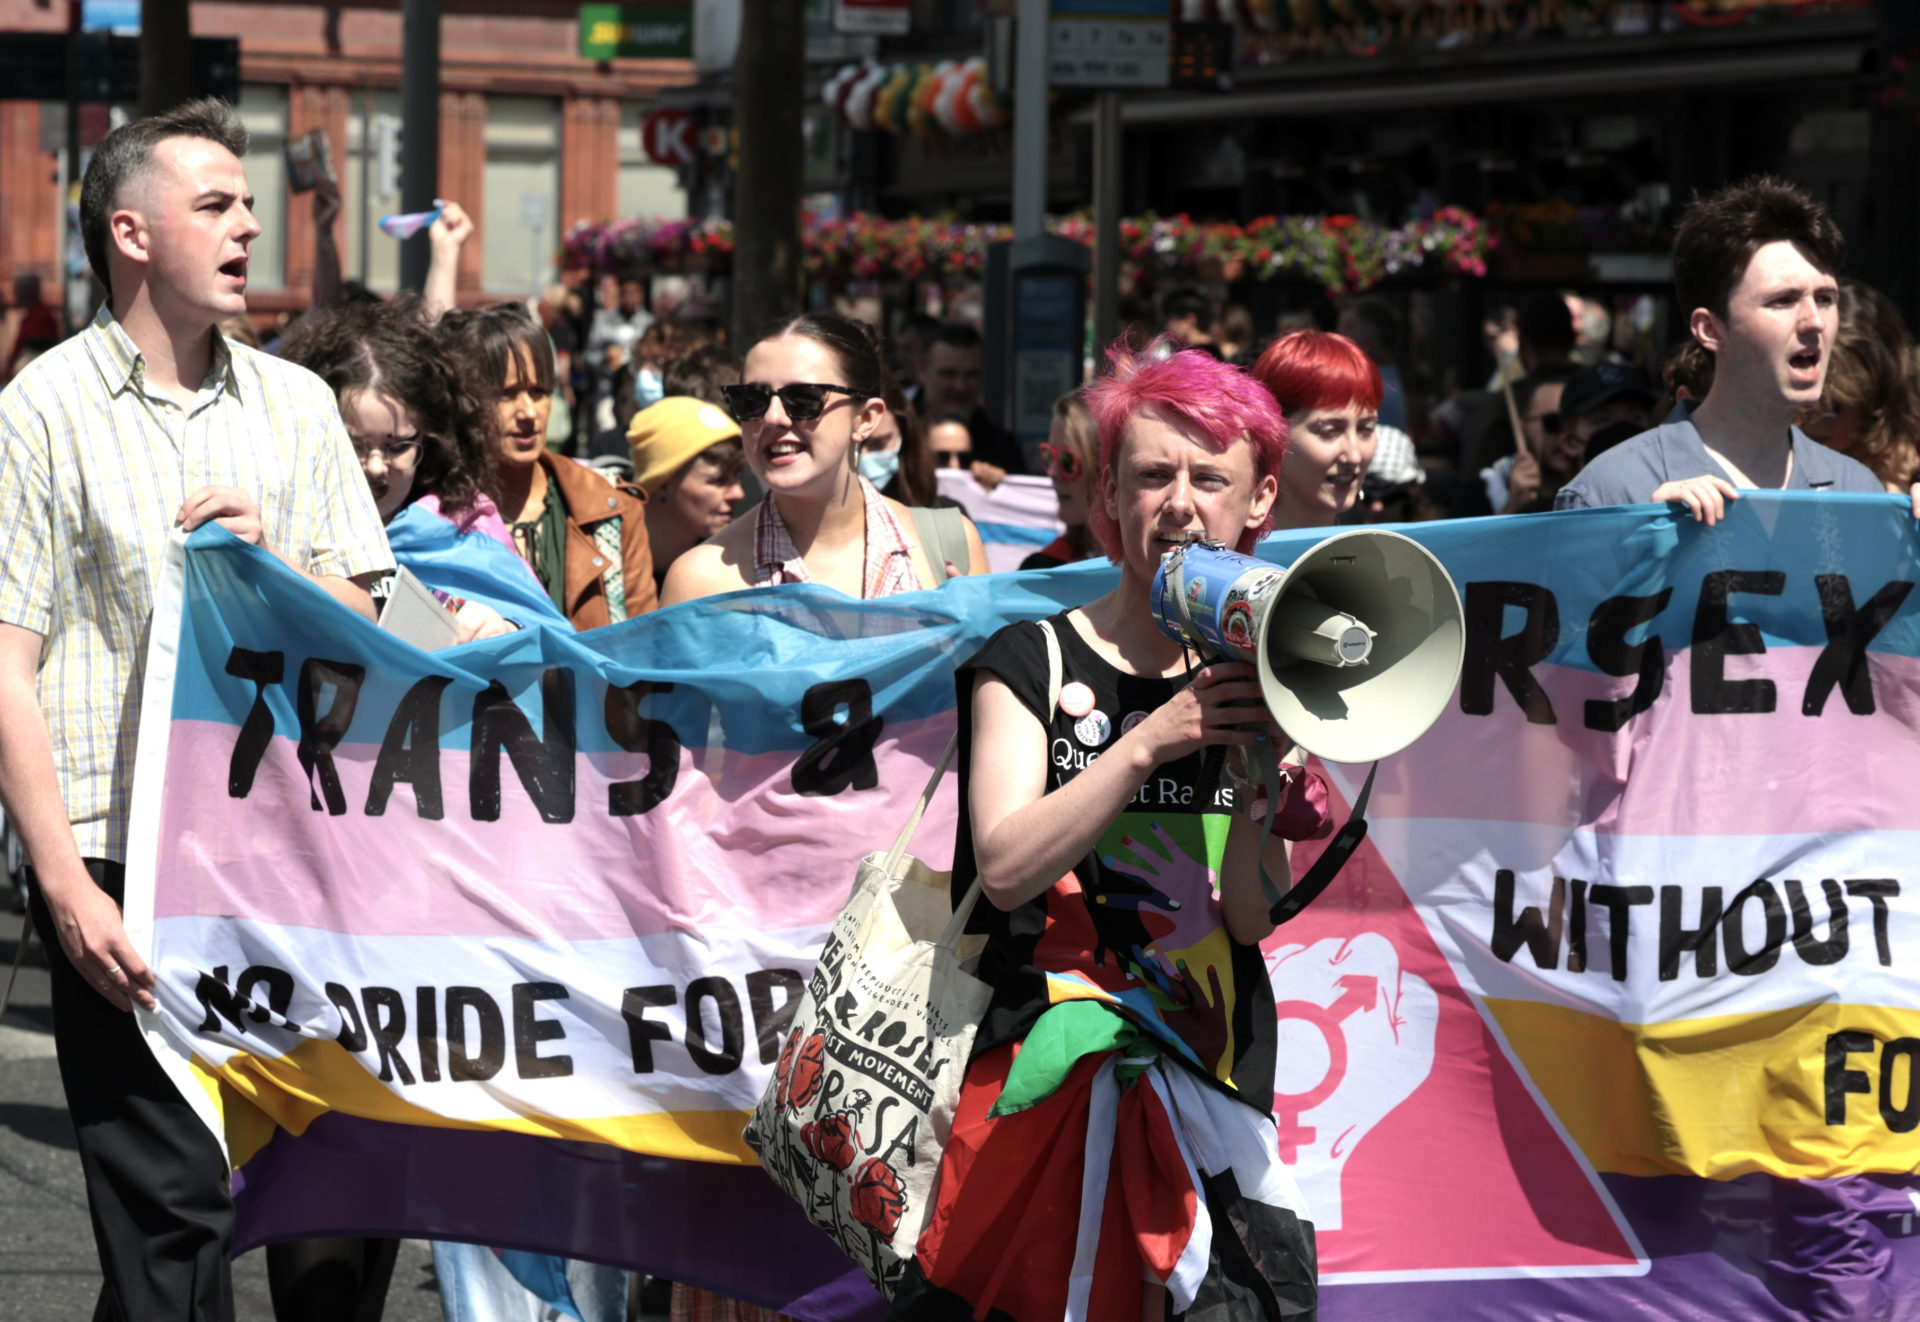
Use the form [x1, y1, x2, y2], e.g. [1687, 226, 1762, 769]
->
[720, 381, 860, 425]
[1039, 442, 1082, 479]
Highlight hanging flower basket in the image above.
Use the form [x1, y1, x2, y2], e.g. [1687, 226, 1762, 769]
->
[562, 208, 1495, 297]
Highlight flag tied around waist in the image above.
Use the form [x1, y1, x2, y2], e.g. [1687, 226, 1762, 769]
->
[126, 493, 1920, 1322]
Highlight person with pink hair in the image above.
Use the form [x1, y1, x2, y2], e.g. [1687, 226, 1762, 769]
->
[892, 343, 1318, 1322]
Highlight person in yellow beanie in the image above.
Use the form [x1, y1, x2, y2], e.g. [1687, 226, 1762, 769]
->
[628, 395, 747, 591]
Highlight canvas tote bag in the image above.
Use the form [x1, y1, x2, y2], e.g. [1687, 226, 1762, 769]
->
[744, 621, 1064, 1297]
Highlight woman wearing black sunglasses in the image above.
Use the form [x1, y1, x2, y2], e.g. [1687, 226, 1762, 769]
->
[659, 313, 987, 606]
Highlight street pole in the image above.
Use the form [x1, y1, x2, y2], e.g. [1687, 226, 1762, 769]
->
[1012, 0, 1049, 241]
[358, 83, 373, 286]
[730, 0, 806, 348]
[64, 0, 81, 328]
[398, 0, 440, 293]
[1092, 90, 1121, 349]
[137, 0, 192, 117]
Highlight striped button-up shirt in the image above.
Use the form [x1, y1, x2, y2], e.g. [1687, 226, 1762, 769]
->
[0, 308, 392, 862]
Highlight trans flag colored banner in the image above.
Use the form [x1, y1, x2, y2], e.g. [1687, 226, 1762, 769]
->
[125, 493, 1920, 1321]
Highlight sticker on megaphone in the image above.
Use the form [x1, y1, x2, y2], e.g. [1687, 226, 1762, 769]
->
[1152, 537, 1372, 668]
[1149, 531, 1466, 765]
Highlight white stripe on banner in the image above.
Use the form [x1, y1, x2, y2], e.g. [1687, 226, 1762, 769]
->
[935, 471, 1065, 573]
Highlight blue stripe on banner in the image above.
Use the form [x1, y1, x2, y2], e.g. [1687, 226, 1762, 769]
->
[1258, 494, 1920, 671]
[167, 493, 1920, 750]
[166, 526, 1117, 752]
[972, 520, 1060, 548]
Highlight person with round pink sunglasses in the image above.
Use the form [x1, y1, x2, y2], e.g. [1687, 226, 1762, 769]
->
[1022, 391, 1101, 569]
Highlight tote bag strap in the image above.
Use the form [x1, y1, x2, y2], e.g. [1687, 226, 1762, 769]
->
[883, 734, 959, 877]
[936, 616, 1063, 949]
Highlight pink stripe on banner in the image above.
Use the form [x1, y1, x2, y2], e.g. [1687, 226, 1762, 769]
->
[154, 713, 957, 939]
[1370, 649, 1920, 837]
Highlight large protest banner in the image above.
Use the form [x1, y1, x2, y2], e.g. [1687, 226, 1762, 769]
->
[125, 493, 1919, 1321]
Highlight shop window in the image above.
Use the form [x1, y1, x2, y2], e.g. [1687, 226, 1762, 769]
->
[482, 96, 561, 295]
[617, 103, 689, 223]
[235, 84, 286, 290]
[342, 89, 402, 295]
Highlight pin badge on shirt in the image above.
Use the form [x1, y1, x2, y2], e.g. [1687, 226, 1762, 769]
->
[1059, 682, 1096, 719]
[1074, 709, 1111, 747]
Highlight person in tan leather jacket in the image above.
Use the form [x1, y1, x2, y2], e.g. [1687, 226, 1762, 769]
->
[440, 302, 656, 629]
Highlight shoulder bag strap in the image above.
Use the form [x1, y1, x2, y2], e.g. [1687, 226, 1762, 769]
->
[909, 505, 968, 585]
[1265, 759, 1378, 926]
[883, 734, 959, 877]
[937, 616, 1062, 949]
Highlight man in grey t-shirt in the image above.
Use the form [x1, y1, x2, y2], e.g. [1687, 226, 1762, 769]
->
[1557, 177, 1920, 523]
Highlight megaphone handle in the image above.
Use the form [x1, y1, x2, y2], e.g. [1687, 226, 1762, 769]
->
[1269, 761, 1378, 926]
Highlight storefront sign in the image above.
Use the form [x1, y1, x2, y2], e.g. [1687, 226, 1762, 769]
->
[833, 0, 909, 36]
[1050, 0, 1170, 90]
[642, 107, 697, 166]
[578, 3, 695, 60]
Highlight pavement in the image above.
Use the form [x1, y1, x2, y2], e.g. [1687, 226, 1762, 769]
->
[0, 907, 450, 1321]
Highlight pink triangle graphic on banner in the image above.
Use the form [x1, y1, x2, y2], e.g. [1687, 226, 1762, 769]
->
[1261, 792, 1641, 1277]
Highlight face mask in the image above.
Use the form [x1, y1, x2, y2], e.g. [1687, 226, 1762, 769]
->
[635, 368, 664, 409]
[859, 445, 901, 489]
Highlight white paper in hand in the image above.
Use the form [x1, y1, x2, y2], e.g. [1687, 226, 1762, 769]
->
[377, 566, 461, 652]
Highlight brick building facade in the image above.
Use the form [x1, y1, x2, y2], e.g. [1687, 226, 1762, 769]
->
[0, 0, 696, 326]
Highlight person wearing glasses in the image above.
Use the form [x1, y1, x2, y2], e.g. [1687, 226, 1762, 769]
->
[1020, 390, 1099, 569]
[1251, 329, 1383, 529]
[280, 300, 564, 644]
[1494, 368, 1580, 514]
[659, 312, 986, 606]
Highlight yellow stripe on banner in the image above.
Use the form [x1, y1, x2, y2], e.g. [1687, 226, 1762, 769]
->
[1486, 998, 1920, 1180]
[187, 1055, 284, 1167]
[211, 1039, 758, 1168]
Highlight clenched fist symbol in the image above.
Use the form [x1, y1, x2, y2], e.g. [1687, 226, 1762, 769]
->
[1266, 933, 1437, 1231]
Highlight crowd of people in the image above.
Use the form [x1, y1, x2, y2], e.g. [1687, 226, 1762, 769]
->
[2, 94, 1918, 1322]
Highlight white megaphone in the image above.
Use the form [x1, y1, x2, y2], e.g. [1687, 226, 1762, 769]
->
[1149, 530, 1465, 764]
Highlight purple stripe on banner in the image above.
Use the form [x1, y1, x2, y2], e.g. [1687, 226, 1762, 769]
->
[1323, 1173, 1920, 1322]
[232, 1114, 887, 1322]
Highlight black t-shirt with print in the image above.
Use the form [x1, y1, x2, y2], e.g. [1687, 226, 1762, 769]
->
[952, 613, 1277, 1110]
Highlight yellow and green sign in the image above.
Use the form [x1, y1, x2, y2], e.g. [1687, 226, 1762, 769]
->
[578, 3, 693, 60]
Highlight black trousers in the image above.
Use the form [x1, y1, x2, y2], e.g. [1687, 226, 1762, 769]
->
[29, 860, 235, 1322]
[266, 1235, 398, 1322]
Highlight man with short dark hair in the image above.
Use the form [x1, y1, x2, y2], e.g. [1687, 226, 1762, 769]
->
[0, 98, 392, 1320]
[915, 322, 1027, 474]
[1559, 361, 1656, 447]
[1160, 287, 1214, 350]
[1464, 292, 1580, 478]
[1557, 176, 1918, 521]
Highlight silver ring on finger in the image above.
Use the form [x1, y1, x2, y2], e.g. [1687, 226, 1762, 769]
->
[105, 965, 122, 976]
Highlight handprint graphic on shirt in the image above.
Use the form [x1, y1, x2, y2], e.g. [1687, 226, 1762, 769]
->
[1099, 819, 1219, 956]
[1265, 933, 1438, 1231]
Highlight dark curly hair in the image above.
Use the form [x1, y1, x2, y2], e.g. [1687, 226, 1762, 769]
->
[663, 343, 744, 405]
[279, 296, 495, 516]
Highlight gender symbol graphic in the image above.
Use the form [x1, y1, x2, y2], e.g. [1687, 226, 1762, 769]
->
[1266, 933, 1438, 1231]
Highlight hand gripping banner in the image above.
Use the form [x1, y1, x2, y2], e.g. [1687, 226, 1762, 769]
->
[125, 493, 1920, 1322]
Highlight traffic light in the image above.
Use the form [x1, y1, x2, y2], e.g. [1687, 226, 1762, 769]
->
[75, 30, 115, 102]
[0, 33, 240, 104]
[1169, 21, 1233, 92]
[374, 113, 402, 199]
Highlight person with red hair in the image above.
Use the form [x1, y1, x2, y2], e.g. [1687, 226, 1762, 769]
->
[1252, 330, 1383, 528]
[892, 342, 1318, 1322]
